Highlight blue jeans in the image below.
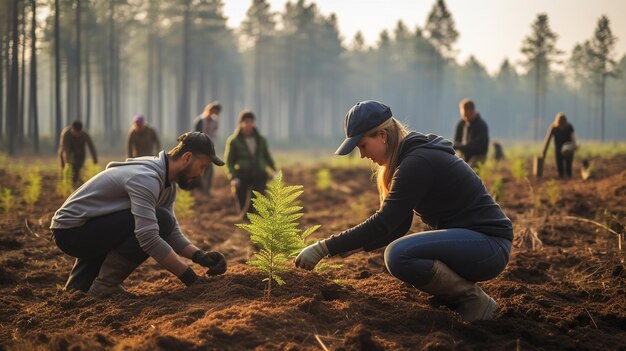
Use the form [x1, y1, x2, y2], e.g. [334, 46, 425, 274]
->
[384, 229, 512, 287]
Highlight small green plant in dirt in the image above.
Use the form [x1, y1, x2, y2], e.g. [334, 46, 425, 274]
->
[83, 161, 102, 182]
[174, 188, 195, 219]
[475, 160, 504, 200]
[511, 158, 528, 182]
[56, 164, 75, 197]
[1, 188, 14, 213]
[491, 176, 504, 201]
[316, 168, 332, 191]
[541, 180, 562, 214]
[237, 171, 320, 298]
[474, 160, 496, 185]
[23, 167, 42, 206]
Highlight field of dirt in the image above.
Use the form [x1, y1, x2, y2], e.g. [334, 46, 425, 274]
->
[0, 153, 625, 351]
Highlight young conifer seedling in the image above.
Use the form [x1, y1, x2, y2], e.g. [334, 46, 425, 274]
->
[237, 171, 320, 298]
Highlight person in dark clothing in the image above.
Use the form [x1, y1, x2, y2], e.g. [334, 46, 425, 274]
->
[192, 101, 222, 195]
[51, 132, 227, 296]
[58, 120, 98, 185]
[295, 100, 513, 322]
[126, 114, 161, 158]
[541, 112, 576, 178]
[492, 141, 505, 162]
[224, 110, 276, 216]
[453, 99, 489, 167]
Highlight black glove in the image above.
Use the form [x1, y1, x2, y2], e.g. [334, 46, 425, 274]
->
[178, 267, 199, 287]
[192, 250, 227, 276]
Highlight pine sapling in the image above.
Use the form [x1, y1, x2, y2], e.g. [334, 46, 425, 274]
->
[511, 158, 528, 182]
[237, 171, 320, 298]
[174, 188, 195, 219]
[23, 167, 42, 206]
[56, 164, 74, 197]
[316, 168, 332, 191]
[83, 161, 102, 182]
[1, 188, 13, 213]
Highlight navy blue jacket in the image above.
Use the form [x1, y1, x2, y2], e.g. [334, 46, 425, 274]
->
[325, 132, 513, 256]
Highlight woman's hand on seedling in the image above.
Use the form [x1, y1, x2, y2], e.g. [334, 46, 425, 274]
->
[295, 241, 329, 271]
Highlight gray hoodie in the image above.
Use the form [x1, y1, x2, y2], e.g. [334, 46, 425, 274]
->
[50, 151, 191, 260]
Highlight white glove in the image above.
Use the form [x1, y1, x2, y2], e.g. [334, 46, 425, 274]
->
[295, 241, 329, 271]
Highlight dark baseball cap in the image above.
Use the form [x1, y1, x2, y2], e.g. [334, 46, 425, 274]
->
[335, 100, 392, 155]
[177, 131, 225, 166]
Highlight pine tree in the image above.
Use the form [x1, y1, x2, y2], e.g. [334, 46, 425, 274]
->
[236, 171, 320, 298]
[520, 13, 562, 140]
[586, 15, 620, 141]
[424, 0, 458, 130]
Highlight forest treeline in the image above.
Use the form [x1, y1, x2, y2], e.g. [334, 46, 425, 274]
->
[0, 0, 624, 155]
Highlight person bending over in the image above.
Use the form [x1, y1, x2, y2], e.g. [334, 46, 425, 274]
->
[296, 100, 512, 322]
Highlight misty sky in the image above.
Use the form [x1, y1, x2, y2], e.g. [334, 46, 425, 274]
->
[224, 0, 626, 75]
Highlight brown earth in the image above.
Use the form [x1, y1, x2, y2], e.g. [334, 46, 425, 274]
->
[0, 154, 625, 351]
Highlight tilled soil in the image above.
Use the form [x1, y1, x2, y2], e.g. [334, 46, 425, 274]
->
[0, 154, 624, 351]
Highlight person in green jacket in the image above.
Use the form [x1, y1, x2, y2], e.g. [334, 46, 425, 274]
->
[224, 110, 276, 216]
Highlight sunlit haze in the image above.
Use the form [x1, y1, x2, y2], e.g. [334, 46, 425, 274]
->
[224, 0, 626, 75]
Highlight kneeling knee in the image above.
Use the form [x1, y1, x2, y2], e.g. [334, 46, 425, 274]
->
[384, 242, 410, 279]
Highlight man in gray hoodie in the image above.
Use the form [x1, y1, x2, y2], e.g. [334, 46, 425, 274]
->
[51, 131, 227, 296]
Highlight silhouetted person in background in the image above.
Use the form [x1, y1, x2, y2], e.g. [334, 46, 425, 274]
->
[492, 142, 505, 162]
[224, 110, 276, 216]
[126, 114, 161, 158]
[58, 120, 98, 185]
[193, 101, 222, 195]
[541, 112, 576, 178]
[453, 99, 489, 167]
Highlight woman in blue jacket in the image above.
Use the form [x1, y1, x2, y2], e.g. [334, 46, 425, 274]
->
[296, 100, 513, 322]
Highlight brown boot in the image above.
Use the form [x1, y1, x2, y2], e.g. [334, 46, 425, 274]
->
[419, 260, 497, 322]
[87, 251, 139, 297]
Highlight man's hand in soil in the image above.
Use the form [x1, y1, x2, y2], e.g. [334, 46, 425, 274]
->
[192, 250, 227, 276]
[295, 241, 329, 271]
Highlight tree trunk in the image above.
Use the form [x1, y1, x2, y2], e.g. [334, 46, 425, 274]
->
[7, 0, 20, 155]
[75, 0, 81, 121]
[147, 26, 154, 123]
[600, 74, 606, 141]
[533, 61, 540, 141]
[178, 0, 191, 135]
[85, 31, 91, 130]
[107, 0, 115, 145]
[156, 35, 163, 134]
[54, 0, 62, 148]
[28, 0, 38, 152]
[253, 43, 262, 114]
[0, 11, 6, 141]
[112, 24, 120, 143]
[196, 63, 205, 115]
[17, 0, 25, 147]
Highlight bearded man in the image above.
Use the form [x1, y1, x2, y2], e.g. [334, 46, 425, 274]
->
[50, 132, 227, 296]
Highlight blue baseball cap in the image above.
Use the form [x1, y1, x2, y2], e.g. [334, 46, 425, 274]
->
[335, 100, 392, 155]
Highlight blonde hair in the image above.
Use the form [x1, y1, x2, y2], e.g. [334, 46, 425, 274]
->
[365, 117, 410, 204]
[553, 112, 568, 129]
[203, 101, 222, 117]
